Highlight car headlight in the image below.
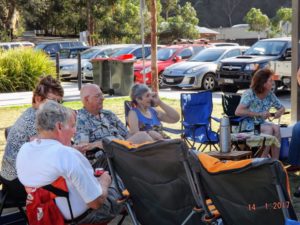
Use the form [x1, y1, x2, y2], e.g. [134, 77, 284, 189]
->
[186, 67, 202, 74]
[244, 63, 259, 71]
[82, 63, 93, 71]
[216, 63, 222, 71]
[141, 67, 151, 75]
[61, 65, 74, 70]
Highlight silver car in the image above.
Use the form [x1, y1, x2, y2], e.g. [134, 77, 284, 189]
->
[162, 46, 248, 91]
[59, 44, 133, 80]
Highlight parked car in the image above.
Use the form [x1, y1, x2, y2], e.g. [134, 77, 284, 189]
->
[162, 46, 248, 90]
[59, 46, 90, 59]
[110, 44, 152, 59]
[35, 41, 87, 58]
[134, 44, 207, 87]
[59, 44, 131, 80]
[0, 41, 34, 50]
[216, 37, 291, 92]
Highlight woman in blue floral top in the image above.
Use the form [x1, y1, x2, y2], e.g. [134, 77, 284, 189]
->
[235, 68, 285, 159]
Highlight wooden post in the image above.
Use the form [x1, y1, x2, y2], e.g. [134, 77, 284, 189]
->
[291, 0, 300, 122]
[78, 53, 82, 90]
[150, 0, 158, 92]
[56, 52, 60, 81]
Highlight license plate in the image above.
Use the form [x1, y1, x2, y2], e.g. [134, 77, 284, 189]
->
[166, 78, 174, 82]
[224, 79, 234, 84]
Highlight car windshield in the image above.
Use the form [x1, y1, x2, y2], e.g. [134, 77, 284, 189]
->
[189, 48, 226, 62]
[146, 48, 177, 61]
[244, 41, 286, 56]
[59, 49, 71, 59]
[111, 47, 136, 57]
[81, 49, 105, 59]
[35, 44, 47, 50]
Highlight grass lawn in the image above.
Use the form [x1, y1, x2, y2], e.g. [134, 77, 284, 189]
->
[0, 97, 299, 221]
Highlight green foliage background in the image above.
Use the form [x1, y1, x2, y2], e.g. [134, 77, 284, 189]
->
[0, 48, 56, 92]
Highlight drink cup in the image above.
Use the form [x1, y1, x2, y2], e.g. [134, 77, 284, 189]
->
[76, 133, 89, 146]
[254, 121, 261, 135]
[94, 168, 104, 177]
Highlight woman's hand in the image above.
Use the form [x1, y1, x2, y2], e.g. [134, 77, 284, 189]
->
[260, 111, 271, 120]
[147, 130, 164, 140]
[151, 92, 162, 107]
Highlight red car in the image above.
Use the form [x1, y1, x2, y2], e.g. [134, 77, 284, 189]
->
[134, 44, 207, 87]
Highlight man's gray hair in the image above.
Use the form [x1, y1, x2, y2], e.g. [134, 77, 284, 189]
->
[36, 100, 73, 132]
[130, 84, 151, 101]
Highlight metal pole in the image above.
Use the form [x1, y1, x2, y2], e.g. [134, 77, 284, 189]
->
[140, 0, 146, 84]
[78, 53, 82, 90]
[56, 52, 60, 81]
[291, 0, 300, 122]
[150, 0, 158, 92]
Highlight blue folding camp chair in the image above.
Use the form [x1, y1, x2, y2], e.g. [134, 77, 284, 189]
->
[181, 91, 219, 151]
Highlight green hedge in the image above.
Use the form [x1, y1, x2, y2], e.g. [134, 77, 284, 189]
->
[0, 48, 56, 92]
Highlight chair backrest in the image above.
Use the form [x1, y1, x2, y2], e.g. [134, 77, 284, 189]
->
[124, 100, 133, 127]
[221, 93, 241, 117]
[188, 152, 298, 225]
[103, 139, 202, 225]
[181, 91, 213, 125]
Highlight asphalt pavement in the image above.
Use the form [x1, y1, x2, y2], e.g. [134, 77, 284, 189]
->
[0, 81, 291, 108]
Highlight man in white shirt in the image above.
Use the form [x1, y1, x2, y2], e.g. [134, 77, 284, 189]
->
[16, 101, 121, 223]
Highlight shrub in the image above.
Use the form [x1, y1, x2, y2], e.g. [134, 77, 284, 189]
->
[0, 48, 56, 92]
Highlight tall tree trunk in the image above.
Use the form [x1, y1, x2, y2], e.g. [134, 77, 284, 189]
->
[150, 0, 158, 92]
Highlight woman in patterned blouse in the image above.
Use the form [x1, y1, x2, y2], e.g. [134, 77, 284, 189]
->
[235, 68, 285, 159]
[0, 75, 64, 202]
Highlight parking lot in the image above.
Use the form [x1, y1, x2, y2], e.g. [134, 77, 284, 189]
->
[0, 81, 291, 109]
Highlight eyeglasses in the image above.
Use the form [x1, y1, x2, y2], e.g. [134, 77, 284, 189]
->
[46, 97, 64, 104]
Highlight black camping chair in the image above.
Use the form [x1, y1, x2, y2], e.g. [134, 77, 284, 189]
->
[0, 176, 28, 225]
[103, 138, 203, 225]
[124, 100, 182, 135]
[187, 152, 298, 225]
[0, 126, 28, 225]
[221, 93, 249, 133]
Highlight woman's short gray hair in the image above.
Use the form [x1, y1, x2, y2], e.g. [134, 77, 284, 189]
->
[36, 101, 73, 132]
[130, 84, 150, 101]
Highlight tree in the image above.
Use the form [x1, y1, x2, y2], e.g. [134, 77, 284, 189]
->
[222, 0, 242, 27]
[244, 8, 269, 39]
[276, 7, 292, 35]
[162, 2, 199, 41]
[161, 0, 178, 20]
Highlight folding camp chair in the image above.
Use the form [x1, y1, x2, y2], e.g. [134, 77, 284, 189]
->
[221, 93, 249, 133]
[124, 100, 182, 135]
[0, 176, 28, 225]
[187, 152, 298, 225]
[181, 91, 219, 151]
[103, 138, 203, 225]
[26, 176, 126, 225]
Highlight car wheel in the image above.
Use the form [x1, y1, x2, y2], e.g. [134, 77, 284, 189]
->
[158, 72, 165, 89]
[202, 73, 217, 91]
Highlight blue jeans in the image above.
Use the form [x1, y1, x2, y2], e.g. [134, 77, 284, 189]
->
[288, 122, 300, 165]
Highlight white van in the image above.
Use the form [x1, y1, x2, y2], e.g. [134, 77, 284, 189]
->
[0, 41, 35, 50]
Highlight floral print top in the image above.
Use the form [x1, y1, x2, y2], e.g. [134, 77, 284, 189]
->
[75, 108, 129, 143]
[1, 107, 37, 181]
[239, 89, 283, 131]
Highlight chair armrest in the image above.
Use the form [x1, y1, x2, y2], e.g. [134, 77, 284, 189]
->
[211, 116, 221, 123]
[182, 122, 207, 128]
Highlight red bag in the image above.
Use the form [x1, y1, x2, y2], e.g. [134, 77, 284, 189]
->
[25, 177, 68, 225]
